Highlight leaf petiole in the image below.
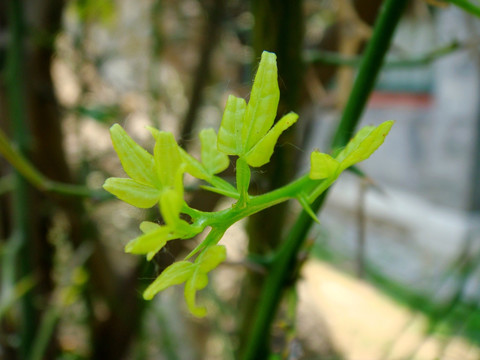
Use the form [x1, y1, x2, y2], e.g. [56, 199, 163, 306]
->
[184, 227, 227, 260]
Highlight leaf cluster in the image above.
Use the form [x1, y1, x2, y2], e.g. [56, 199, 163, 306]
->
[103, 51, 393, 317]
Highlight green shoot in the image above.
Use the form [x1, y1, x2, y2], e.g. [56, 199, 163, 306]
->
[103, 50, 393, 317]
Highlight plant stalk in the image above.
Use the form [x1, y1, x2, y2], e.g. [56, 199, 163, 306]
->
[5, 0, 36, 357]
[305, 41, 460, 68]
[0, 127, 102, 198]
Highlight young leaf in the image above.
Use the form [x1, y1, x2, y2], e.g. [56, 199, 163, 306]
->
[159, 188, 183, 226]
[197, 244, 227, 273]
[125, 225, 170, 255]
[245, 112, 298, 167]
[143, 245, 226, 317]
[207, 176, 238, 196]
[110, 124, 160, 187]
[184, 271, 209, 317]
[308, 121, 394, 203]
[217, 95, 247, 155]
[184, 245, 226, 317]
[143, 262, 195, 300]
[309, 152, 340, 180]
[242, 51, 280, 152]
[105, 125, 187, 212]
[126, 218, 200, 260]
[148, 128, 183, 189]
[235, 157, 251, 205]
[336, 120, 394, 171]
[200, 128, 229, 175]
[180, 148, 209, 180]
[180, 147, 238, 198]
[217, 52, 297, 169]
[103, 178, 161, 208]
[139, 221, 161, 233]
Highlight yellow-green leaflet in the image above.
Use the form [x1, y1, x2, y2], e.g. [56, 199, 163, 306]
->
[109, 124, 160, 187]
[200, 128, 229, 175]
[148, 127, 183, 189]
[179, 144, 238, 198]
[124, 225, 170, 255]
[184, 270, 209, 317]
[245, 112, 298, 167]
[125, 219, 197, 260]
[336, 120, 394, 171]
[104, 124, 186, 211]
[180, 148, 208, 180]
[309, 152, 339, 180]
[103, 178, 161, 208]
[159, 189, 182, 226]
[242, 51, 280, 151]
[139, 221, 161, 233]
[143, 262, 195, 299]
[143, 245, 226, 317]
[308, 120, 394, 202]
[180, 130, 230, 180]
[309, 121, 394, 180]
[217, 51, 295, 168]
[217, 95, 247, 155]
[197, 244, 226, 272]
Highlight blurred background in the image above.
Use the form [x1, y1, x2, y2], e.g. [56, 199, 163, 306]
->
[1, 0, 480, 359]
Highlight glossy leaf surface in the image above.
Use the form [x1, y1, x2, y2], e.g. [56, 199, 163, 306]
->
[143, 262, 195, 299]
[200, 128, 229, 175]
[242, 51, 280, 151]
[336, 120, 394, 171]
[110, 124, 160, 187]
[103, 178, 161, 208]
[217, 95, 247, 155]
[143, 245, 226, 317]
[309, 152, 339, 180]
[124, 224, 170, 255]
[148, 127, 183, 188]
[217, 51, 288, 168]
[245, 112, 298, 167]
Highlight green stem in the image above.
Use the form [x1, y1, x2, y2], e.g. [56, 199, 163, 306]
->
[45, 180, 99, 198]
[244, 175, 313, 217]
[0, 127, 103, 198]
[184, 226, 227, 260]
[183, 175, 315, 260]
[6, 0, 36, 357]
[208, 175, 238, 195]
[0, 128, 46, 189]
[28, 307, 60, 360]
[201, 175, 239, 199]
[445, 0, 480, 18]
[236, 158, 251, 207]
[305, 41, 461, 68]
[199, 174, 313, 229]
[331, 0, 410, 150]
[307, 177, 336, 203]
[242, 0, 409, 358]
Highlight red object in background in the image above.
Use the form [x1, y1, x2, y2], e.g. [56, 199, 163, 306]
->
[368, 91, 433, 109]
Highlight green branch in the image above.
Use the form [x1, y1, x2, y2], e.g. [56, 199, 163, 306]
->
[445, 0, 480, 18]
[5, 0, 35, 357]
[0, 127, 103, 198]
[242, 0, 409, 358]
[305, 40, 461, 68]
